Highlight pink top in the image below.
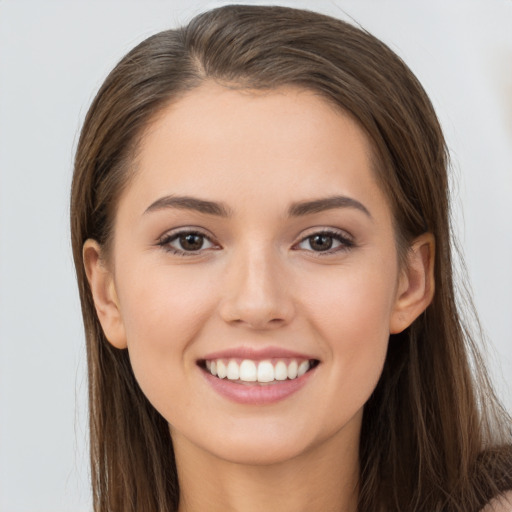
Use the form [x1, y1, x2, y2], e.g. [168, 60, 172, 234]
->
[481, 491, 512, 512]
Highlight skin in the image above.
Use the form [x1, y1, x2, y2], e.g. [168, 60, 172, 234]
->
[84, 83, 434, 512]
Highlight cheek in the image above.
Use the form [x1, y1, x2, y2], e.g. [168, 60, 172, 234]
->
[118, 260, 217, 341]
[298, 260, 396, 404]
[114, 262, 218, 402]
[300, 258, 397, 337]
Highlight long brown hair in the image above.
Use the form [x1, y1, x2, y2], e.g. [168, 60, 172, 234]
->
[70, 5, 512, 511]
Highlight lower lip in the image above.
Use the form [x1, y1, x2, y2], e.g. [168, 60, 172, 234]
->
[200, 365, 317, 405]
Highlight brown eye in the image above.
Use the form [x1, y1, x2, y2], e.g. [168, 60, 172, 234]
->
[160, 230, 216, 254]
[308, 234, 333, 251]
[296, 230, 354, 254]
[179, 233, 205, 251]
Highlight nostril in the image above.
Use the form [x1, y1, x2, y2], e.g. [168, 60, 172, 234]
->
[217, 267, 295, 328]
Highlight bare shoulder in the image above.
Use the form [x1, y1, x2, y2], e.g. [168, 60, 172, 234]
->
[480, 491, 512, 512]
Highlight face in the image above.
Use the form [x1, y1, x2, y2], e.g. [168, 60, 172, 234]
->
[87, 83, 428, 467]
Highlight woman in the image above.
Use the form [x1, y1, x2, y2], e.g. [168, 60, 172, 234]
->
[70, 5, 512, 511]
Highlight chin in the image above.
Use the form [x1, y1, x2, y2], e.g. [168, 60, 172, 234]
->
[170, 416, 319, 467]
[209, 437, 311, 467]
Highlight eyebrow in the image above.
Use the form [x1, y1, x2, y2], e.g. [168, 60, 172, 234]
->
[288, 195, 372, 219]
[143, 194, 371, 219]
[144, 195, 231, 217]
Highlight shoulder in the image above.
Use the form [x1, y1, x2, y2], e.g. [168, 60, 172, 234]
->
[480, 491, 512, 512]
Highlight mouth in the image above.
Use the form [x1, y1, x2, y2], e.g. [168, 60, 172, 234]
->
[198, 358, 320, 385]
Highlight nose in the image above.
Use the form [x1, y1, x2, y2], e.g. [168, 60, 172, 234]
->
[218, 246, 295, 330]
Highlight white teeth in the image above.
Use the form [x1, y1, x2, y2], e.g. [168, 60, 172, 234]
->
[274, 361, 288, 381]
[297, 360, 310, 377]
[239, 360, 257, 382]
[287, 360, 298, 379]
[227, 360, 239, 380]
[257, 360, 275, 383]
[206, 358, 314, 383]
[216, 360, 227, 379]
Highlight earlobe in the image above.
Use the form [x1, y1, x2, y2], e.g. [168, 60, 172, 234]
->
[83, 239, 127, 349]
[389, 233, 435, 334]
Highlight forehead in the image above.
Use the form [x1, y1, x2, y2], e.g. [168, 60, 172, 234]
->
[119, 82, 390, 222]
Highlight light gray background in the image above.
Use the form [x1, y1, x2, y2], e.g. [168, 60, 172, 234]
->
[1, 1, 511, 510]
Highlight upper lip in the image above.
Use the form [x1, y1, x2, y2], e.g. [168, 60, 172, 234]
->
[200, 346, 319, 362]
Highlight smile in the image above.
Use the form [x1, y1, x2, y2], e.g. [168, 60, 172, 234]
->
[204, 358, 318, 383]
[198, 348, 320, 404]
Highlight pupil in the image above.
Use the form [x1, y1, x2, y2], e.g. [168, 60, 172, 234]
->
[310, 234, 332, 251]
[180, 233, 203, 251]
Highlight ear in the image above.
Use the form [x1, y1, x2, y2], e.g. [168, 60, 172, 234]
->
[83, 239, 127, 349]
[389, 233, 435, 334]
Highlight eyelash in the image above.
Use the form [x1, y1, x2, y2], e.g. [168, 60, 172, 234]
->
[157, 228, 355, 256]
[157, 229, 217, 256]
[293, 229, 355, 256]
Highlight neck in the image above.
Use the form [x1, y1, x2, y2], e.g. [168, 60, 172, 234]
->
[173, 426, 360, 512]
